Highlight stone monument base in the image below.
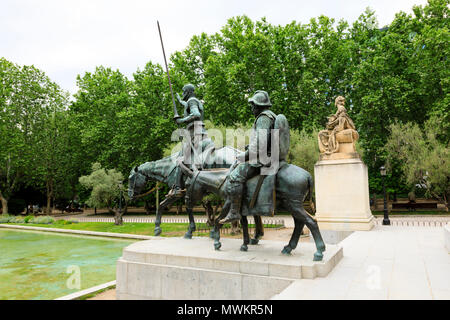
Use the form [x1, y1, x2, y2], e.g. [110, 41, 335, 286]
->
[312, 230, 354, 245]
[116, 237, 343, 300]
[314, 158, 375, 232]
[445, 224, 450, 253]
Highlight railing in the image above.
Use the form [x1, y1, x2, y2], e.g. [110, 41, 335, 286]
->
[374, 219, 448, 227]
[68, 216, 448, 228]
[70, 216, 285, 235]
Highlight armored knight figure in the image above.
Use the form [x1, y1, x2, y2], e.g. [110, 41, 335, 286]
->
[165, 84, 210, 201]
[219, 90, 277, 224]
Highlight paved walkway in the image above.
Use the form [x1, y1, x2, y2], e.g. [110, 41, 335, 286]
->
[272, 225, 450, 300]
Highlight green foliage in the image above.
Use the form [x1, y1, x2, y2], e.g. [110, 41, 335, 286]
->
[384, 115, 449, 201]
[202, 193, 223, 205]
[9, 216, 25, 223]
[24, 215, 33, 223]
[287, 128, 320, 180]
[79, 163, 127, 210]
[168, 0, 448, 195]
[0, 58, 69, 214]
[29, 216, 54, 224]
[0, 215, 13, 223]
[54, 219, 73, 225]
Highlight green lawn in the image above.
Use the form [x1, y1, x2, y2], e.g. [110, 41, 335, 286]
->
[13, 222, 203, 236]
[11, 221, 282, 237]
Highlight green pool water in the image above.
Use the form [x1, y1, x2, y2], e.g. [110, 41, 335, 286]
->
[0, 229, 135, 300]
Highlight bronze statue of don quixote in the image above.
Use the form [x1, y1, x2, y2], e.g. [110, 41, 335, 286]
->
[127, 22, 326, 261]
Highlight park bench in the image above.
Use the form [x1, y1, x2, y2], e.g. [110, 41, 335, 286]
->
[392, 202, 438, 211]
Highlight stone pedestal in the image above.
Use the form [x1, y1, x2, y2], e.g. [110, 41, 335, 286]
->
[314, 158, 374, 233]
[116, 237, 343, 300]
[445, 224, 450, 253]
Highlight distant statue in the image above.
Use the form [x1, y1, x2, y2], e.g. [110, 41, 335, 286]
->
[318, 96, 359, 159]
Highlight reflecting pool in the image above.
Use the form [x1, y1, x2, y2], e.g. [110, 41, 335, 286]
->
[0, 229, 134, 300]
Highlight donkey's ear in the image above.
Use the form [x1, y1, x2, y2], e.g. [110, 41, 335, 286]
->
[134, 165, 139, 172]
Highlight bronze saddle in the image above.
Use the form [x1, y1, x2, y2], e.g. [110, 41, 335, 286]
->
[186, 161, 287, 217]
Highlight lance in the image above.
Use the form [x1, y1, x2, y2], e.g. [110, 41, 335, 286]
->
[157, 20, 179, 119]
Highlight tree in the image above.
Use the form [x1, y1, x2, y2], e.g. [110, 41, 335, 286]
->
[287, 128, 320, 181]
[79, 163, 128, 225]
[71, 66, 134, 172]
[31, 85, 70, 214]
[351, 0, 449, 193]
[0, 58, 66, 214]
[384, 115, 449, 209]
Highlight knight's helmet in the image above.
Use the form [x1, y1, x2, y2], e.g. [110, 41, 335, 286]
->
[248, 90, 272, 108]
[182, 83, 195, 101]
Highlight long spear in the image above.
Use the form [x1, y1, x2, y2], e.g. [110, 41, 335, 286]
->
[157, 20, 179, 119]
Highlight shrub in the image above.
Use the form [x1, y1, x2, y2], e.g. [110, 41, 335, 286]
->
[10, 216, 25, 223]
[29, 216, 54, 224]
[24, 216, 34, 223]
[0, 215, 13, 223]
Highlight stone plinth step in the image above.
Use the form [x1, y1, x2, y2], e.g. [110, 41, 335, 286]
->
[116, 237, 343, 300]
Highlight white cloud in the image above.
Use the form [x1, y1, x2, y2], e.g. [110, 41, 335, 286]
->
[0, 0, 428, 95]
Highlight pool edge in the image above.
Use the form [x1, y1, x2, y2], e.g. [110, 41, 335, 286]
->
[55, 280, 116, 300]
[0, 224, 159, 240]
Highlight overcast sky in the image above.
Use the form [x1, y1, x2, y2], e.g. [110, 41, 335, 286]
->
[1, 0, 428, 95]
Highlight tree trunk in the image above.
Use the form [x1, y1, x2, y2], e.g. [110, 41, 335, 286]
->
[231, 221, 240, 234]
[144, 200, 152, 215]
[0, 188, 8, 214]
[46, 179, 53, 215]
[46, 192, 52, 215]
[444, 192, 449, 212]
[114, 202, 127, 226]
[0, 195, 8, 215]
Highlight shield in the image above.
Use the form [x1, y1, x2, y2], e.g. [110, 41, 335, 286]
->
[274, 114, 290, 161]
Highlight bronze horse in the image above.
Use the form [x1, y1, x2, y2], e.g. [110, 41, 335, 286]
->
[128, 146, 266, 239]
[128, 148, 326, 261]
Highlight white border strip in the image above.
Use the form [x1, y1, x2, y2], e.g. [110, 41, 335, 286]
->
[55, 281, 116, 300]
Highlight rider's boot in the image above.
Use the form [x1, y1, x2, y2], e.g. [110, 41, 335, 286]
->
[219, 182, 243, 224]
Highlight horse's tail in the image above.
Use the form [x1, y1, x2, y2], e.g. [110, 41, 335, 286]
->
[307, 173, 313, 203]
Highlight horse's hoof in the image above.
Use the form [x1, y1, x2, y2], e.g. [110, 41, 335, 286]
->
[154, 227, 162, 236]
[313, 251, 324, 261]
[281, 245, 292, 255]
[184, 233, 192, 239]
[249, 238, 259, 245]
[214, 242, 221, 250]
[240, 245, 248, 252]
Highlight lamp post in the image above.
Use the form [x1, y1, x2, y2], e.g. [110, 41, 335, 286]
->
[118, 180, 123, 214]
[380, 166, 390, 225]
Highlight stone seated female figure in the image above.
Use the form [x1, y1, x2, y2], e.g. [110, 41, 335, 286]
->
[318, 96, 359, 159]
